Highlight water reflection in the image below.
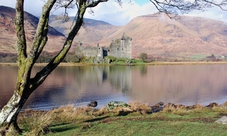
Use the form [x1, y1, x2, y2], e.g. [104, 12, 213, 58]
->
[0, 66, 18, 107]
[1, 64, 227, 110]
[131, 65, 227, 106]
[26, 66, 132, 110]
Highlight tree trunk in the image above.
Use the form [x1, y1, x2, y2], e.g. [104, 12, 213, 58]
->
[0, 0, 107, 134]
[0, 87, 31, 134]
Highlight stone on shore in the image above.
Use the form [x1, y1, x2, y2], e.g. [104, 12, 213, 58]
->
[215, 116, 227, 125]
[151, 102, 164, 113]
[87, 101, 98, 107]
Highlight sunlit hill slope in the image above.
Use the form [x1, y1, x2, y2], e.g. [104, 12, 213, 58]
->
[1, 5, 227, 59]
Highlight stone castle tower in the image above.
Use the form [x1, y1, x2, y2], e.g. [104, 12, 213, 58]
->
[107, 33, 132, 59]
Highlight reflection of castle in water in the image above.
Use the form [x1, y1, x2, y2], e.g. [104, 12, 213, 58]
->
[23, 66, 133, 110]
[16, 65, 227, 110]
[106, 66, 132, 93]
[80, 66, 132, 93]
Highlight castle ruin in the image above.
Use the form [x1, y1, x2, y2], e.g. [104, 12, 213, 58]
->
[76, 33, 132, 62]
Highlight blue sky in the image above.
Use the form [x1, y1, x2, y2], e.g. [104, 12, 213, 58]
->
[134, 0, 150, 6]
[1, 0, 227, 26]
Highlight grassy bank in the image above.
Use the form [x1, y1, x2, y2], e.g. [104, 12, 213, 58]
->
[12, 102, 227, 136]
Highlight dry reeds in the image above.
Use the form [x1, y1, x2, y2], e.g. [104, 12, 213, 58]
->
[18, 105, 98, 135]
[222, 102, 227, 106]
[49, 104, 98, 123]
[128, 101, 152, 114]
[18, 109, 52, 135]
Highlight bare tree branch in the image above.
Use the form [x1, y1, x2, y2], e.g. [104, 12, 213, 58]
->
[51, 0, 75, 22]
[150, 0, 227, 15]
[29, 0, 56, 64]
[30, 0, 108, 90]
[86, 0, 108, 8]
[203, 0, 227, 11]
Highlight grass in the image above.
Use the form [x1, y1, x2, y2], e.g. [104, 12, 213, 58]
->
[14, 102, 227, 136]
[105, 57, 145, 65]
[46, 111, 227, 136]
[190, 54, 206, 60]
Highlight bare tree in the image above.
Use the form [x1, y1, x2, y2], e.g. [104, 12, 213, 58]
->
[0, 0, 226, 134]
[151, 0, 227, 15]
[0, 0, 107, 133]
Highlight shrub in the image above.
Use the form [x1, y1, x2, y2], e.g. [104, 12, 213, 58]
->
[139, 53, 148, 62]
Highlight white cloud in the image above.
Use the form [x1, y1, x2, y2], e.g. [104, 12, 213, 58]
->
[1, 0, 156, 26]
[1, 0, 44, 16]
[1, 0, 16, 8]
[186, 7, 227, 23]
[82, 1, 157, 26]
[1, 0, 227, 26]
[24, 1, 44, 16]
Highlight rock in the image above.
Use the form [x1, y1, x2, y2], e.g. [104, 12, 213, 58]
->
[206, 102, 218, 108]
[87, 101, 98, 107]
[215, 116, 227, 125]
[106, 101, 130, 110]
[151, 107, 163, 113]
[157, 102, 164, 107]
[151, 102, 164, 113]
[165, 103, 177, 108]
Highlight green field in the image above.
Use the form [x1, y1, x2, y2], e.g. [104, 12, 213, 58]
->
[12, 102, 227, 136]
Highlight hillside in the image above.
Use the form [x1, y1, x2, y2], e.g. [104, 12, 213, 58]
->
[1, 5, 227, 59]
[100, 13, 227, 58]
[50, 13, 227, 59]
[49, 15, 119, 46]
[0, 6, 66, 54]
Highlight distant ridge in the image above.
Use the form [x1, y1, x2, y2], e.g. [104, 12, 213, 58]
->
[49, 15, 119, 46]
[102, 13, 227, 58]
[50, 12, 227, 59]
[1, 6, 227, 59]
[0, 6, 66, 54]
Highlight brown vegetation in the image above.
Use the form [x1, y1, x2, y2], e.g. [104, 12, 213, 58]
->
[13, 101, 227, 135]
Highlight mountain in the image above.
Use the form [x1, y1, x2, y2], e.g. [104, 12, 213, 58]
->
[50, 13, 227, 59]
[100, 13, 227, 58]
[49, 15, 119, 46]
[1, 5, 227, 59]
[0, 6, 66, 54]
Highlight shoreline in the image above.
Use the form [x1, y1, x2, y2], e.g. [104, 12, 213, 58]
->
[1, 61, 227, 66]
[17, 101, 227, 115]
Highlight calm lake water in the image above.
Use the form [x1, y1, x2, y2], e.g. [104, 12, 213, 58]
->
[1, 64, 227, 110]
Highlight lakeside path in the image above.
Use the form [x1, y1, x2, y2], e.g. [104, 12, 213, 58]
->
[2, 61, 227, 66]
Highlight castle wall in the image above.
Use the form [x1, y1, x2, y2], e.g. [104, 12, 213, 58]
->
[97, 46, 104, 61]
[80, 46, 98, 57]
